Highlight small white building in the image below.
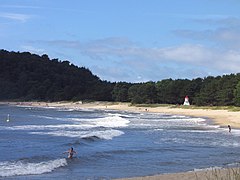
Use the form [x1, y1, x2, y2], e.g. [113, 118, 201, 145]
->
[183, 96, 190, 105]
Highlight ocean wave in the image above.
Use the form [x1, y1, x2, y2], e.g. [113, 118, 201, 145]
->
[224, 162, 240, 167]
[230, 129, 240, 136]
[171, 115, 187, 118]
[30, 115, 65, 121]
[91, 116, 130, 128]
[4, 124, 94, 131]
[82, 135, 101, 141]
[210, 141, 240, 147]
[161, 117, 206, 123]
[0, 158, 67, 177]
[70, 115, 130, 128]
[1, 114, 127, 140]
[56, 107, 96, 112]
[107, 112, 135, 118]
[2, 112, 130, 131]
[131, 116, 206, 124]
[193, 166, 222, 172]
[30, 129, 124, 140]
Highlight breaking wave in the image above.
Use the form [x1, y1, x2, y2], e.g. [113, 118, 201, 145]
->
[0, 158, 67, 177]
[30, 129, 124, 140]
[1, 113, 129, 140]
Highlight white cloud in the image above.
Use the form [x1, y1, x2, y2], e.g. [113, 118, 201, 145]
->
[217, 50, 240, 72]
[193, 17, 240, 27]
[21, 45, 46, 55]
[0, 5, 41, 9]
[174, 17, 240, 49]
[31, 35, 240, 81]
[0, 12, 31, 22]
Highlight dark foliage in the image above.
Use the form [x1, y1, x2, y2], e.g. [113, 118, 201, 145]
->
[0, 49, 114, 101]
[1, 49, 240, 106]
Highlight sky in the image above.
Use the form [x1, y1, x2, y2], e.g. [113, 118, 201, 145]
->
[1, 0, 240, 82]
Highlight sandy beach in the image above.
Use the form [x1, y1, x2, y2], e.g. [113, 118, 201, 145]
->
[116, 167, 240, 180]
[3, 101, 240, 180]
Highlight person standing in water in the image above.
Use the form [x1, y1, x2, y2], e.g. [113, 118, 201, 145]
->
[63, 147, 77, 159]
[6, 114, 10, 122]
[228, 125, 231, 133]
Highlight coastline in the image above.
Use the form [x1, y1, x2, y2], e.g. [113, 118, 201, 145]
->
[115, 167, 240, 180]
[5, 101, 240, 129]
[2, 101, 240, 180]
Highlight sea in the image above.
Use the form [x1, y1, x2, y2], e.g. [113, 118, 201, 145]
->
[0, 104, 240, 180]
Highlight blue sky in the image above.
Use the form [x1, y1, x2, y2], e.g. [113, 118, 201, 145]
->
[1, 0, 240, 82]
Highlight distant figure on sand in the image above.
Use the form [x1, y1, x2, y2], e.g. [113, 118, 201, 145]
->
[63, 147, 77, 159]
[228, 125, 231, 133]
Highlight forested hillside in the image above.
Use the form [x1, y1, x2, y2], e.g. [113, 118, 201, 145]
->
[1, 49, 240, 106]
[0, 50, 114, 101]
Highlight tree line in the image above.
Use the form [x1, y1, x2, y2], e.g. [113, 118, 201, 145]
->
[0, 50, 113, 102]
[1, 49, 240, 106]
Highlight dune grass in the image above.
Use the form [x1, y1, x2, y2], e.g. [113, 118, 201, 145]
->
[194, 168, 240, 180]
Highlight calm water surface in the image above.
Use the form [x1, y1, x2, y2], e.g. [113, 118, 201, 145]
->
[0, 104, 240, 179]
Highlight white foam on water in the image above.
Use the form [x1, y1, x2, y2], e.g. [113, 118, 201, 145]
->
[224, 162, 240, 167]
[211, 141, 240, 147]
[149, 128, 164, 132]
[176, 129, 218, 133]
[91, 116, 130, 128]
[56, 108, 95, 112]
[1, 113, 129, 140]
[58, 114, 130, 128]
[5, 124, 95, 131]
[107, 113, 134, 118]
[193, 166, 222, 172]
[165, 117, 206, 123]
[30, 129, 124, 140]
[230, 129, 240, 136]
[136, 116, 207, 124]
[83, 129, 124, 140]
[31, 115, 66, 121]
[129, 115, 208, 129]
[207, 124, 221, 129]
[57, 108, 76, 112]
[3, 113, 129, 130]
[170, 115, 188, 118]
[0, 158, 67, 177]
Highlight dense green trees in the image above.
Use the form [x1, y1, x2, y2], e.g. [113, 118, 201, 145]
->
[1, 49, 240, 106]
[155, 79, 192, 104]
[234, 81, 240, 106]
[194, 75, 240, 106]
[128, 82, 157, 104]
[0, 50, 114, 101]
[112, 82, 132, 102]
[113, 74, 240, 106]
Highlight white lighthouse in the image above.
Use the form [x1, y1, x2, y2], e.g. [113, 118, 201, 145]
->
[183, 96, 190, 106]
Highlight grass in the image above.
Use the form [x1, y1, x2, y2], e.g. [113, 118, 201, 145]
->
[174, 105, 240, 112]
[131, 103, 240, 112]
[195, 167, 240, 180]
[131, 103, 172, 108]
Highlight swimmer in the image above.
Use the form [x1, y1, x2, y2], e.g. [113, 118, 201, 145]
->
[63, 147, 77, 159]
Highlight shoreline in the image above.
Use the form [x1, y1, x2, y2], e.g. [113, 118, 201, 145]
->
[2, 101, 240, 180]
[115, 167, 240, 180]
[4, 101, 240, 129]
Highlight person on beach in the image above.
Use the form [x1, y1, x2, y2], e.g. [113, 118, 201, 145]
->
[228, 125, 231, 133]
[63, 147, 77, 159]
